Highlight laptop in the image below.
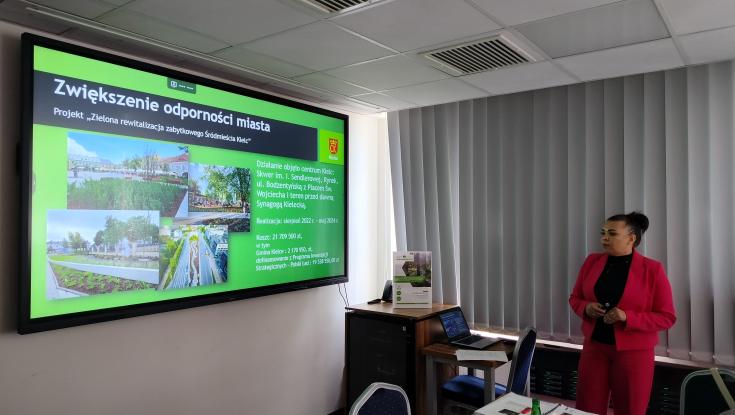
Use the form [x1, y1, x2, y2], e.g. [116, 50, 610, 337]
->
[438, 308, 500, 350]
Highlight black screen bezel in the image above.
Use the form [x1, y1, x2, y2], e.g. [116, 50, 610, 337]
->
[18, 33, 349, 334]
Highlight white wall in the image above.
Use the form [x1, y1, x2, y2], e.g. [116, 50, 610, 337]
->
[345, 113, 391, 304]
[0, 20, 390, 415]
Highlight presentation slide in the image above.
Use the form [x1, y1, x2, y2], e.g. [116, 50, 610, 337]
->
[28, 45, 346, 319]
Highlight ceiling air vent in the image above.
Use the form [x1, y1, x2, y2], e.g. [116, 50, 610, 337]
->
[422, 34, 538, 76]
[299, 0, 369, 13]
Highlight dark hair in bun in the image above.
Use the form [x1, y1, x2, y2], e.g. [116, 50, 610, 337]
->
[607, 211, 649, 247]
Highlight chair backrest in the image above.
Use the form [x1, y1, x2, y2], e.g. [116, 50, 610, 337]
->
[349, 382, 411, 415]
[680, 368, 735, 415]
[506, 326, 537, 396]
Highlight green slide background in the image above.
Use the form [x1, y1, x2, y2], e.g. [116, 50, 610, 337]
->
[30, 46, 345, 318]
[35, 46, 344, 133]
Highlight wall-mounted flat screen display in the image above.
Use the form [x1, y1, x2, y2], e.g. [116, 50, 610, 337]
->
[19, 34, 347, 333]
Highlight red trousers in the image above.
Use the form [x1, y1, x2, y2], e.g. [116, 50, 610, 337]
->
[575, 340, 654, 415]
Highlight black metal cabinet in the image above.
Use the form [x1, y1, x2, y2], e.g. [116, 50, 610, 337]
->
[346, 313, 415, 409]
[344, 303, 456, 415]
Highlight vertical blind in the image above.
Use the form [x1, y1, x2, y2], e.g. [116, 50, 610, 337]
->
[387, 62, 735, 366]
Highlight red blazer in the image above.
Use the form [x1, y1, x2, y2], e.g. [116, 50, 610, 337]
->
[569, 250, 676, 351]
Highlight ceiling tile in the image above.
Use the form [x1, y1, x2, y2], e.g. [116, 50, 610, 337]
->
[319, 100, 386, 115]
[518, 0, 669, 58]
[126, 0, 318, 44]
[471, 0, 619, 26]
[0, 1, 74, 33]
[383, 78, 488, 106]
[354, 93, 416, 110]
[212, 46, 312, 78]
[679, 26, 735, 65]
[243, 22, 393, 71]
[556, 38, 684, 81]
[462, 61, 576, 95]
[332, 0, 500, 52]
[99, 9, 229, 53]
[63, 27, 188, 65]
[317, 95, 386, 113]
[179, 57, 275, 88]
[265, 80, 330, 104]
[294, 72, 373, 97]
[29, 0, 121, 19]
[326, 55, 448, 91]
[658, 0, 735, 35]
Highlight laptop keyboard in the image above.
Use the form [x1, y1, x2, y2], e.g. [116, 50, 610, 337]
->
[463, 334, 484, 343]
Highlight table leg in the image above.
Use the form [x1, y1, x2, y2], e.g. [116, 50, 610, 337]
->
[426, 355, 436, 415]
[484, 368, 496, 404]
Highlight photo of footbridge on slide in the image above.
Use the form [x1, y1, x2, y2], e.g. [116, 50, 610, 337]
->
[159, 224, 228, 290]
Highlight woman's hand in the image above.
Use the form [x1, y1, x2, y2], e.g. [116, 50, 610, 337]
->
[585, 302, 606, 318]
[603, 307, 627, 324]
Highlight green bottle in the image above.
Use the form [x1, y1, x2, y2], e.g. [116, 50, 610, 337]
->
[531, 398, 542, 415]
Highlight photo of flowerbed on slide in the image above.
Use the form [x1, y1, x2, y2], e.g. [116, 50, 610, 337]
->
[46, 209, 160, 300]
[184, 163, 251, 232]
[66, 132, 189, 217]
[158, 223, 228, 290]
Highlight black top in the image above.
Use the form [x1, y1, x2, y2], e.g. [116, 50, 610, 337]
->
[591, 253, 633, 344]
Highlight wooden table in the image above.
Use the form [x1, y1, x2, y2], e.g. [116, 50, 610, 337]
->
[423, 341, 514, 415]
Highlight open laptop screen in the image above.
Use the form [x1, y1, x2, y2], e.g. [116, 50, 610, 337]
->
[439, 308, 471, 340]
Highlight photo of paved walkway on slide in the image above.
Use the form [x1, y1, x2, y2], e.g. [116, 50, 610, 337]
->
[66, 131, 189, 217]
[46, 209, 160, 300]
[159, 224, 228, 290]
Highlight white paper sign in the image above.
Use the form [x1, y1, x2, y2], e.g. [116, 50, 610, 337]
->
[455, 349, 508, 362]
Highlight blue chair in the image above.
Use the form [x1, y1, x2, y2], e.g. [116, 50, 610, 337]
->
[680, 368, 735, 415]
[349, 382, 411, 415]
[441, 327, 537, 410]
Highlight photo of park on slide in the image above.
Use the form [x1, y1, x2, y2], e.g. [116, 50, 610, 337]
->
[46, 209, 160, 300]
[183, 163, 251, 232]
[158, 223, 228, 290]
[66, 131, 189, 218]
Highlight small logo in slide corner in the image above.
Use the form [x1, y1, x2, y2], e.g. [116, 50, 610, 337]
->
[328, 138, 339, 160]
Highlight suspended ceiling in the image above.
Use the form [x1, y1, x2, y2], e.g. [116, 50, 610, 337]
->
[1, 0, 734, 114]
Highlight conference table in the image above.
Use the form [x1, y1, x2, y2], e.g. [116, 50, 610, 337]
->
[472, 392, 596, 415]
[423, 340, 515, 415]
